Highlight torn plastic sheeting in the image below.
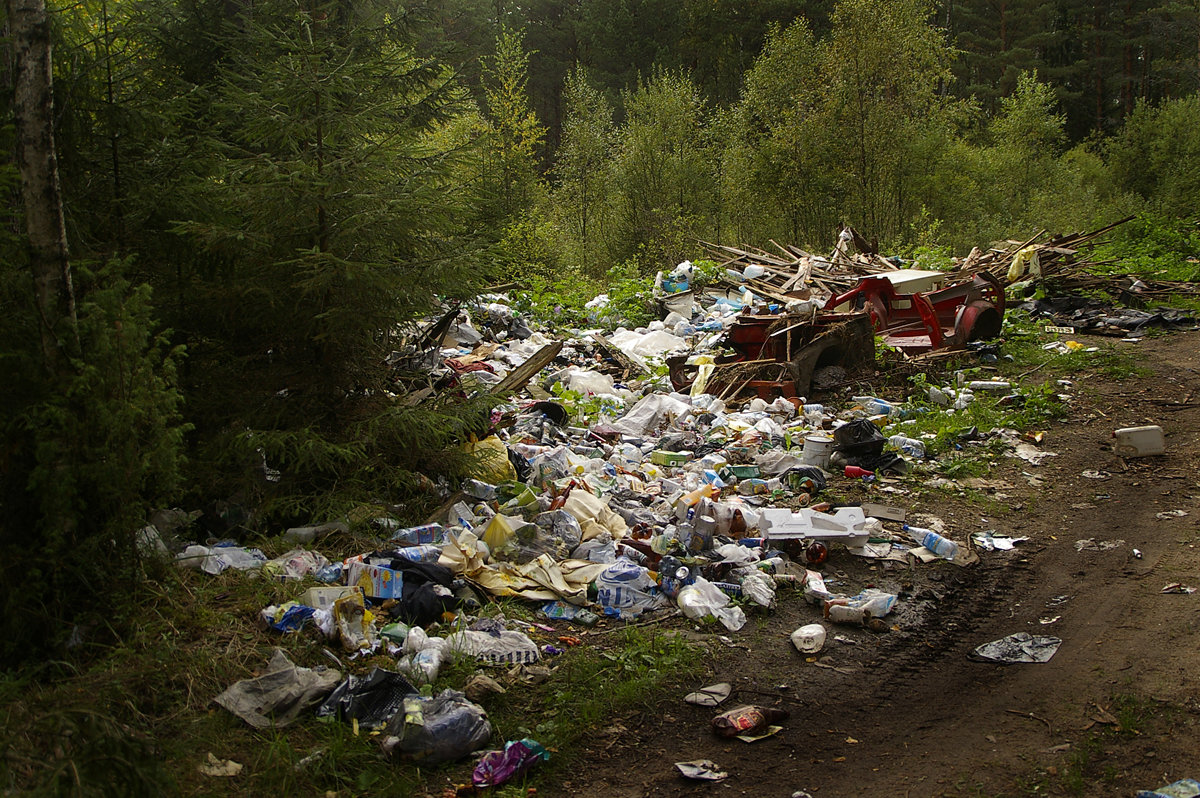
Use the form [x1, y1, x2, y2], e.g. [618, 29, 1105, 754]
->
[675, 760, 728, 782]
[970, 632, 1061, 664]
[473, 738, 550, 788]
[213, 649, 342, 729]
[972, 532, 1029, 551]
[380, 690, 493, 764]
[315, 668, 415, 730]
[610, 393, 692, 436]
[561, 488, 628, 541]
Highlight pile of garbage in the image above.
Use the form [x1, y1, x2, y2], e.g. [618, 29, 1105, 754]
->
[170, 326, 1058, 766]
[157, 224, 1184, 770]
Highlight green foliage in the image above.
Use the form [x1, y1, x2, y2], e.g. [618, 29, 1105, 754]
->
[551, 67, 615, 278]
[597, 256, 658, 330]
[608, 70, 716, 265]
[1090, 213, 1200, 283]
[479, 25, 548, 227]
[0, 259, 187, 665]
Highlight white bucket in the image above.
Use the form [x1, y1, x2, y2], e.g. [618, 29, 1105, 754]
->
[1113, 425, 1165, 457]
[800, 435, 834, 470]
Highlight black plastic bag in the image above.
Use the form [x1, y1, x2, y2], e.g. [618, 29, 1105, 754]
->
[316, 667, 415, 730]
[833, 419, 885, 463]
[380, 689, 493, 764]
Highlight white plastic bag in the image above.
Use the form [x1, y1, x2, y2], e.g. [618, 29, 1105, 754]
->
[595, 559, 668, 619]
[676, 577, 746, 631]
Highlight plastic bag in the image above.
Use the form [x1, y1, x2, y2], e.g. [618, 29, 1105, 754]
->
[533, 510, 583, 551]
[444, 630, 541, 665]
[214, 649, 341, 729]
[737, 570, 776, 609]
[611, 393, 692, 436]
[595, 559, 668, 619]
[177, 544, 266, 575]
[528, 447, 570, 489]
[832, 419, 886, 462]
[315, 668, 415, 729]
[473, 738, 550, 787]
[262, 549, 330, 580]
[571, 531, 616, 563]
[380, 690, 493, 764]
[677, 577, 747, 631]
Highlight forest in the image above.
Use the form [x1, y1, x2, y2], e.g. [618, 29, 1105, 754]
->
[2, 0, 1199, 663]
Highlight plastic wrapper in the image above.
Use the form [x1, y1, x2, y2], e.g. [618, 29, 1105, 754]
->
[472, 739, 550, 787]
[262, 549, 329, 580]
[380, 690, 493, 764]
[176, 544, 266, 575]
[315, 668, 415, 729]
[260, 602, 315, 632]
[595, 559, 668, 619]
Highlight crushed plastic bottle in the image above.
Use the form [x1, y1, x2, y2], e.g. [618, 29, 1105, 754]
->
[904, 524, 958, 560]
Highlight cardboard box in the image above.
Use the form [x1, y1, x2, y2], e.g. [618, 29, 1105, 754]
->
[302, 585, 363, 610]
[650, 450, 691, 467]
[344, 556, 405, 599]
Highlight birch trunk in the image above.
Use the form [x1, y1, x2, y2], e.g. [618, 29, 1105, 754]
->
[8, 0, 77, 373]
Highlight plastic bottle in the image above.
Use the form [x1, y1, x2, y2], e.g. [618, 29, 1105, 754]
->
[679, 484, 719, 507]
[737, 478, 769, 495]
[711, 705, 790, 737]
[390, 524, 446, 545]
[903, 524, 958, 560]
[888, 434, 926, 458]
[844, 465, 875, 479]
[852, 395, 893, 416]
[393, 544, 443, 563]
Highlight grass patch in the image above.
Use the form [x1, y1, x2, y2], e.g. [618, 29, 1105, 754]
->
[0, 557, 705, 796]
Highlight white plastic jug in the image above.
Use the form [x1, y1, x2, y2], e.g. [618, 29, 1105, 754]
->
[1113, 425, 1165, 457]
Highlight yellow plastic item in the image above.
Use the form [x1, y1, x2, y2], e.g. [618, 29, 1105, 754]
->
[1007, 246, 1042, 282]
[482, 514, 517, 552]
[462, 434, 517, 483]
[691, 355, 716, 396]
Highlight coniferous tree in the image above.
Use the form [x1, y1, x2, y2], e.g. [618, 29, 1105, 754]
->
[171, 0, 485, 510]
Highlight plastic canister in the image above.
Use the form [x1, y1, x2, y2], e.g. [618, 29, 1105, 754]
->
[790, 623, 827, 654]
[800, 435, 834, 469]
[1113, 425, 1165, 457]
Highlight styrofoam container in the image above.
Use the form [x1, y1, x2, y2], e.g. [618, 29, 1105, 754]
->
[1113, 425, 1165, 457]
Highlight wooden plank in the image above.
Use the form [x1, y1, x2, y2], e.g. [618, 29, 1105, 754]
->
[592, 332, 647, 374]
[490, 341, 563, 396]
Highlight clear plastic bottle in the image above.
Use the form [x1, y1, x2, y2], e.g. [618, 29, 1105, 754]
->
[903, 524, 958, 560]
[888, 434, 926, 458]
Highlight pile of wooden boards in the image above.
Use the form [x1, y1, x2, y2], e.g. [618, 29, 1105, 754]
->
[700, 217, 1200, 305]
[698, 233, 903, 303]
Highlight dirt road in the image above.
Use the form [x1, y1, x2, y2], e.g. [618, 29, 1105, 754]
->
[556, 330, 1200, 798]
